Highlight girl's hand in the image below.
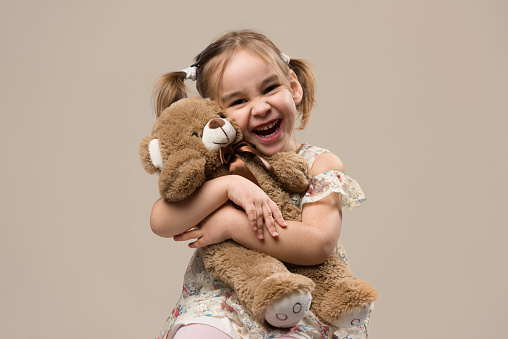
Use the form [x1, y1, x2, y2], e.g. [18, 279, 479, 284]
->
[173, 221, 228, 249]
[172, 202, 235, 248]
[173, 201, 280, 248]
[226, 175, 286, 239]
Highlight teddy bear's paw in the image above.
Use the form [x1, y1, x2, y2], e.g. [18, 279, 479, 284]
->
[333, 302, 374, 328]
[268, 152, 311, 193]
[264, 291, 312, 328]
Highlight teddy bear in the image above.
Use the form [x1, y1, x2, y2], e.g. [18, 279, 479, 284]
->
[139, 97, 378, 328]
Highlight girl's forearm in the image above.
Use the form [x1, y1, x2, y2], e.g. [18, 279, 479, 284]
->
[152, 174, 286, 239]
[150, 176, 232, 237]
[228, 208, 340, 266]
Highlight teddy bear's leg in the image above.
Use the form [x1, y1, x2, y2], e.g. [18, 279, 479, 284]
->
[330, 300, 374, 328]
[287, 254, 378, 328]
[263, 287, 312, 328]
[201, 241, 315, 328]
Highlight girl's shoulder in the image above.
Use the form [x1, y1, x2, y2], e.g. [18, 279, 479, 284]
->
[298, 143, 366, 210]
[298, 144, 344, 174]
[298, 143, 331, 168]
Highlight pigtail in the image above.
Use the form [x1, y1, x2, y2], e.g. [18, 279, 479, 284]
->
[153, 71, 189, 118]
[288, 58, 315, 129]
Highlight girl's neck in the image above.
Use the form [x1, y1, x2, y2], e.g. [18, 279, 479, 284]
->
[283, 139, 300, 153]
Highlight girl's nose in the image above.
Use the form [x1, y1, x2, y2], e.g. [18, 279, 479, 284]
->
[251, 98, 270, 117]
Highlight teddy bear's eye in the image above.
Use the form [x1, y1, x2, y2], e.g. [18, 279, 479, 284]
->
[192, 132, 200, 138]
[218, 112, 226, 119]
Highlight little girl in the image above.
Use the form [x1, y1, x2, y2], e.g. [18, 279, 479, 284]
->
[150, 30, 369, 339]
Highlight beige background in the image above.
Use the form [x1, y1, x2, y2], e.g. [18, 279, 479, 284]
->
[1, 0, 507, 338]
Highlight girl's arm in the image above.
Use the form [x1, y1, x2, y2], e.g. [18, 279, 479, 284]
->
[175, 152, 345, 266]
[150, 175, 285, 238]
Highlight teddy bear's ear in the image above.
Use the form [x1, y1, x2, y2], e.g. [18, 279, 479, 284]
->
[139, 136, 163, 174]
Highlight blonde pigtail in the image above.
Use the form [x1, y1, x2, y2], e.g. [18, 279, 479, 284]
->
[153, 71, 189, 118]
[288, 58, 316, 129]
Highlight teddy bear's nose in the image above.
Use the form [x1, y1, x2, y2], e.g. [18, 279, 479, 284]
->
[208, 118, 225, 129]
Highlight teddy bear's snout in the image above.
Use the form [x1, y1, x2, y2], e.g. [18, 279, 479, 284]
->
[208, 118, 225, 129]
[202, 118, 237, 151]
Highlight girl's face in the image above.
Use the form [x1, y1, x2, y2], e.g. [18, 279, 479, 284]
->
[218, 50, 303, 155]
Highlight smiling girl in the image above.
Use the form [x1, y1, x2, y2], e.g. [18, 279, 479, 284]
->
[150, 30, 369, 339]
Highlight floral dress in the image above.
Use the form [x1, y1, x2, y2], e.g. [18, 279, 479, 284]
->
[156, 144, 369, 339]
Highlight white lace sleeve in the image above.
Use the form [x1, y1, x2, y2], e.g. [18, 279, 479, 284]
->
[301, 171, 366, 210]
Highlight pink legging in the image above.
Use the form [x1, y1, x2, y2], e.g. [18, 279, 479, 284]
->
[173, 324, 295, 338]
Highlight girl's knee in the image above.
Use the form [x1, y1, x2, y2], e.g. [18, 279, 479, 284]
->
[173, 324, 232, 339]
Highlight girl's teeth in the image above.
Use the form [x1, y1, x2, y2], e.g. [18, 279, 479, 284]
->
[254, 120, 280, 138]
[255, 120, 278, 132]
[262, 130, 278, 138]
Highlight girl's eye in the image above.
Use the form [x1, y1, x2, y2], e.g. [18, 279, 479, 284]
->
[264, 84, 279, 94]
[230, 99, 246, 107]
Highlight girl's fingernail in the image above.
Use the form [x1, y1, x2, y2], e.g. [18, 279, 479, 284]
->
[258, 234, 264, 240]
[272, 232, 278, 237]
[173, 236, 179, 241]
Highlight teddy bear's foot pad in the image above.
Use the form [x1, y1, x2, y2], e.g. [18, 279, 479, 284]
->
[333, 302, 374, 328]
[264, 291, 312, 328]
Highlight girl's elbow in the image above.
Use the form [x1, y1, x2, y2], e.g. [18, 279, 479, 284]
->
[315, 235, 338, 264]
[303, 246, 334, 266]
[150, 199, 175, 238]
[150, 223, 168, 238]
[150, 214, 173, 238]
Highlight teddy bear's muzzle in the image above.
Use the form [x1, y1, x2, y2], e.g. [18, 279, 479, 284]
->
[202, 118, 237, 151]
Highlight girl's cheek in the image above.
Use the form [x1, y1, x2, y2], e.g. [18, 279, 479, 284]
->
[229, 110, 248, 128]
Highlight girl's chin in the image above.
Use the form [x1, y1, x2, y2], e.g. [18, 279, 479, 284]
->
[251, 139, 290, 156]
[249, 123, 292, 154]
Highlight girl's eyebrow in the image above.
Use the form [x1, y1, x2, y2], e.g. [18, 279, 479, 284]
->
[221, 75, 279, 104]
[259, 75, 280, 88]
[221, 90, 242, 105]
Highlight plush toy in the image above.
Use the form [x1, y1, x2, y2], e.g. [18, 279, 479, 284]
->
[140, 97, 378, 328]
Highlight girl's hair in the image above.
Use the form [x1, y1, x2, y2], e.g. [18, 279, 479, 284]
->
[154, 30, 316, 129]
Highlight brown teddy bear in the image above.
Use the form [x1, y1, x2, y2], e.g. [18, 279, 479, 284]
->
[140, 97, 378, 328]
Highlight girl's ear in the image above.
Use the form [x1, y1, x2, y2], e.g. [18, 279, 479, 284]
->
[290, 71, 303, 105]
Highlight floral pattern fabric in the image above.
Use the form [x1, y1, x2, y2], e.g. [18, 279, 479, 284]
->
[296, 144, 366, 211]
[156, 144, 369, 339]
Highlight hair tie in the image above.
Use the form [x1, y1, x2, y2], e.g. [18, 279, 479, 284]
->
[182, 66, 197, 81]
[281, 53, 290, 64]
[183, 53, 287, 80]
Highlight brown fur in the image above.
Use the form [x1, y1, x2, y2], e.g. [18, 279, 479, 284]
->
[140, 97, 378, 327]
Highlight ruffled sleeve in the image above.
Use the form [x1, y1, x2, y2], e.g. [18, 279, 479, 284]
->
[301, 170, 366, 210]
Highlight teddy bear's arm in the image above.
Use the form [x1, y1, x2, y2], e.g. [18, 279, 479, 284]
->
[267, 152, 312, 193]
[158, 149, 207, 202]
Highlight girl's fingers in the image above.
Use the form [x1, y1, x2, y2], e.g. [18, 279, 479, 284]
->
[268, 200, 286, 228]
[174, 229, 201, 242]
[245, 203, 258, 230]
[256, 228, 264, 239]
[176, 230, 207, 248]
[188, 238, 205, 248]
[256, 205, 264, 238]
[263, 202, 279, 238]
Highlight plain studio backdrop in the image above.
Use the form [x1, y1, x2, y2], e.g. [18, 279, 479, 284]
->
[1, 1, 506, 338]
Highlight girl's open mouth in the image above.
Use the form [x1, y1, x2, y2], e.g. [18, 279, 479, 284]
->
[253, 119, 281, 139]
